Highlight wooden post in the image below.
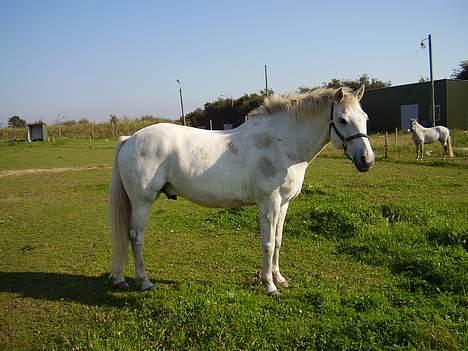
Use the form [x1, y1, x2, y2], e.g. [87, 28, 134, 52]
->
[91, 123, 95, 139]
[384, 132, 388, 159]
[395, 128, 398, 146]
[111, 120, 115, 138]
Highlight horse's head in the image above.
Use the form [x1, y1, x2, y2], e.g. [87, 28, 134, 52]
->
[409, 119, 417, 132]
[329, 85, 375, 172]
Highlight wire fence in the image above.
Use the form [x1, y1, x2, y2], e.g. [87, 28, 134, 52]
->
[0, 119, 180, 142]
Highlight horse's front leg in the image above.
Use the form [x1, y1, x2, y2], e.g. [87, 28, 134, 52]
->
[273, 202, 290, 289]
[257, 196, 281, 296]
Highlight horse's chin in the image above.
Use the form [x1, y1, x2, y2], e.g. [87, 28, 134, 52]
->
[355, 164, 368, 172]
[354, 161, 372, 172]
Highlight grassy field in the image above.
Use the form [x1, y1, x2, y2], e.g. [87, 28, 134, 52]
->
[0, 133, 467, 350]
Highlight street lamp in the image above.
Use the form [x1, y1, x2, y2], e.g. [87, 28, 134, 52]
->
[420, 34, 436, 127]
[264, 65, 269, 97]
[176, 79, 186, 126]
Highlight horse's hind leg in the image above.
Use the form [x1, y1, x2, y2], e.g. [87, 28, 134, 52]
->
[129, 202, 154, 291]
[442, 140, 448, 159]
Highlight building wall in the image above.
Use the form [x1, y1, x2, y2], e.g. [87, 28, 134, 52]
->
[361, 79, 468, 132]
[446, 80, 468, 129]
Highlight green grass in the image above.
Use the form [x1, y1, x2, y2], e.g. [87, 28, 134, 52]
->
[0, 138, 467, 350]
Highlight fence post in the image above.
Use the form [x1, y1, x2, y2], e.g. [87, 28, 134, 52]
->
[384, 132, 388, 159]
[395, 128, 398, 146]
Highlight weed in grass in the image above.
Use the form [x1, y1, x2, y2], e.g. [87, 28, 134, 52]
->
[426, 223, 468, 250]
[380, 203, 434, 224]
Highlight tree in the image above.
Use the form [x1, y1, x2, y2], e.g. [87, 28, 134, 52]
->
[110, 114, 118, 138]
[78, 118, 90, 124]
[185, 92, 265, 129]
[259, 88, 275, 97]
[451, 60, 468, 80]
[321, 74, 391, 90]
[63, 119, 77, 126]
[185, 108, 205, 127]
[8, 115, 27, 128]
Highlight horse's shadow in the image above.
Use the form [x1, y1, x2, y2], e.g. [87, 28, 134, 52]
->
[0, 271, 179, 307]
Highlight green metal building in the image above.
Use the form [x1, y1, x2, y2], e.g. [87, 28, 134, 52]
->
[361, 79, 468, 132]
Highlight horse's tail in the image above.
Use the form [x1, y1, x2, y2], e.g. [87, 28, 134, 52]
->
[447, 134, 454, 159]
[109, 136, 132, 279]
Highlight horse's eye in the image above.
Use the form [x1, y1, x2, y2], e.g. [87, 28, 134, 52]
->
[338, 118, 347, 125]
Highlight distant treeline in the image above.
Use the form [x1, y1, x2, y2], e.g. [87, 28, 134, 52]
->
[0, 115, 178, 142]
[1, 74, 395, 141]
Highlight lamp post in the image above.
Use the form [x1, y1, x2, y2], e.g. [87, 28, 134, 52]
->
[264, 65, 269, 97]
[420, 34, 435, 127]
[176, 79, 186, 126]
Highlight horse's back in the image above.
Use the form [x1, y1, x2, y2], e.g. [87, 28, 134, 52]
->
[118, 123, 256, 207]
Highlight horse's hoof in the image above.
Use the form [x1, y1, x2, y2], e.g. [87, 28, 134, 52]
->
[277, 280, 290, 289]
[113, 281, 130, 290]
[140, 280, 154, 291]
[268, 289, 281, 298]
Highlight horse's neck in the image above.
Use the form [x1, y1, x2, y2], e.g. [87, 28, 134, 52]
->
[416, 123, 427, 132]
[247, 111, 330, 163]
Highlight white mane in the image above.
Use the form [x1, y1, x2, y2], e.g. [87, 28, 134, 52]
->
[248, 87, 354, 118]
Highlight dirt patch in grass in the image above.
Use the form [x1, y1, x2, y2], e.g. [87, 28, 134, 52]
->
[0, 166, 110, 178]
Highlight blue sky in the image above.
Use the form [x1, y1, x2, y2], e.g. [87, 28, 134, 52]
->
[0, 0, 466, 124]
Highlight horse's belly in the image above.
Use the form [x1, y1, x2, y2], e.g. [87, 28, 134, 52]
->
[170, 178, 254, 208]
[179, 189, 254, 208]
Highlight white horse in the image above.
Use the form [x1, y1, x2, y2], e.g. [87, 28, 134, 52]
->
[409, 119, 454, 160]
[109, 85, 375, 296]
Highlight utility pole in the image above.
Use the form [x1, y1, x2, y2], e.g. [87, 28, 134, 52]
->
[176, 79, 186, 126]
[421, 34, 436, 127]
[264, 65, 269, 97]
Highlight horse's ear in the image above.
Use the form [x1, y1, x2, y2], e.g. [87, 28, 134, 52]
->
[355, 84, 365, 101]
[334, 88, 345, 103]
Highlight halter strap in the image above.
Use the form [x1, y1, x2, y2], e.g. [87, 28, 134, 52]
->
[329, 102, 369, 160]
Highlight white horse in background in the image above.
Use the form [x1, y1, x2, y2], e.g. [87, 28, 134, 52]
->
[109, 85, 375, 296]
[409, 119, 454, 160]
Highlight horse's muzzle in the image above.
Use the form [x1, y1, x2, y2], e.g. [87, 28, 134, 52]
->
[354, 151, 375, 172]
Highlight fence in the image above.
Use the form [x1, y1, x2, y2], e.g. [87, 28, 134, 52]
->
[0, 119, 179, 142]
